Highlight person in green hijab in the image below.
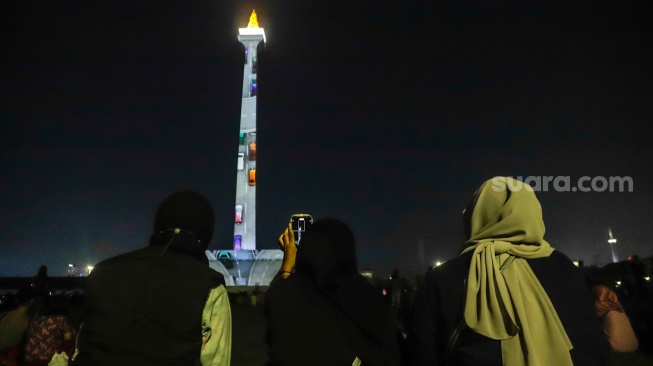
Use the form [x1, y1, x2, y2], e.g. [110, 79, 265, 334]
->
[407, 177, 609, 366]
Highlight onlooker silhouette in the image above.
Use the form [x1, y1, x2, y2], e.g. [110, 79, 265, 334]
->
[265, 219, 401, 366]
[67, 190, 232, 366]
[0, 288, 34, 366]
[31, 265, 50, 298]
[591, 284, 653, 365]
[22, 295, 75, 366]
[390, 269, 403, 308]
[408, 177, 610, 365]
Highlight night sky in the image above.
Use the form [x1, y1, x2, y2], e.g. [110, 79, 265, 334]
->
[2, 0, 652, 277]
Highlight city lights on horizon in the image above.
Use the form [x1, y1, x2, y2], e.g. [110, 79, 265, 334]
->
[65, 263, 95, 277]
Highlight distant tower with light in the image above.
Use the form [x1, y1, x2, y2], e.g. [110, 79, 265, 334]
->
[608, 227, 619, 263]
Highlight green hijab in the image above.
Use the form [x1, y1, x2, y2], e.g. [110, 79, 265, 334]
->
[460, 177, 573, 366]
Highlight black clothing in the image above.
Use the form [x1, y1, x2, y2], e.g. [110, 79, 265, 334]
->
[149, 230, 213, 266]
[69, 245, 224, 366]
[407, 250, 610, 366]
[265, 219, 401, 366]
[266, 273, 401, 366]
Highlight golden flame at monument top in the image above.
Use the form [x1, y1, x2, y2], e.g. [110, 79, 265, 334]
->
[238, 9, 265, 42]
[247, 10, 259, 28]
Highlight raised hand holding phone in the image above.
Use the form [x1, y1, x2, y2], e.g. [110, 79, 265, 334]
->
[278, 223, 296, 278]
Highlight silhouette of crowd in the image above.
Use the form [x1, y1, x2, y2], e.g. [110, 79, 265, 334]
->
[228, 287, 265, 308]
[2, 180, 653, 365]
[0, 281, 84, 366]
[583, 256, 653, 364]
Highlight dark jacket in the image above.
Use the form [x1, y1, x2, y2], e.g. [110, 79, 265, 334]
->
[68, 246, 223, 366]
[265, 272, 401, 366]
[265, 219, 401, 366]
[407, 250, 610, 366]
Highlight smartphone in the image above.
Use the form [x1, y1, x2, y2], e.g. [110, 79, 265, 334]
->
[290, 214, 313, 245]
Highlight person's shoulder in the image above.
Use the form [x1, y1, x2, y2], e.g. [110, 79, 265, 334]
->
[2, 309, 20, 321]
[93, 246, 150, 268]
[528, 249, 590, 288]
[207, 269, 226, 288]
[85, 247, 154, 285]
[530, 249, 578, 271]
[549, 249, 575, 264]
[266, 274, 315, 309]
[425, 253, 471, 280]
[18, 310, 31, 323]
[268, 273, 303, 293]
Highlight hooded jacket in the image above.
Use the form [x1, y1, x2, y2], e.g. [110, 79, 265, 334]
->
[68, 190, 227, 366]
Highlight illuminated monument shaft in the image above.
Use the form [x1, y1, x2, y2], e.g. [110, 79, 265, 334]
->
[234, 11, 265, 252]
[207, 11, 282, 286]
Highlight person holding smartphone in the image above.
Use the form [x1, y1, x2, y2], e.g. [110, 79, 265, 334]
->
[264, 218, 402, 366]
[275, 214, 313, 279]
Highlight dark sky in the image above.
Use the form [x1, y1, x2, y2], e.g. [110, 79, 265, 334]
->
[2, 0, 652, 277]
